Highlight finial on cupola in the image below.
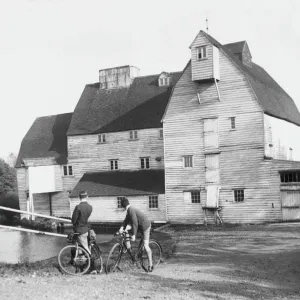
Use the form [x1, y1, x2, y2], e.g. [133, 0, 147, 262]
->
[206, 17, 209, 33]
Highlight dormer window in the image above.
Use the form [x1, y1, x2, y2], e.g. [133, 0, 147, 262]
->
[158, 72, 171, 87]
[159, 77, 170, 86]
[197, 46, 207, 60]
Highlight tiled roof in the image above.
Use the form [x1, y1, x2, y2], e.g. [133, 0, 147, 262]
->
[224, 41, 246, 54]
[15, 113, 73, 168]
[67, 72, 181, 136]
[70, 170, 165, 197]
[201, 31, 300, 126]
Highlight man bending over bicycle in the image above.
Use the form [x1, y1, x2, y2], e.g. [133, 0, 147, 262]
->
[119, 197, 153, 272]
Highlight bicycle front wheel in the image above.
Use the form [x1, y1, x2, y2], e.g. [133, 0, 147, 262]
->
[141, 240, 162, 270]
[58, 245, 91, 276]
[105, 243, 122, 274]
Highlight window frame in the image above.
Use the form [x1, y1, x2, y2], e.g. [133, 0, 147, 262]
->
[234, 189, 244, 202]
[140, 157, 150, 169]
[63, 165, 73, 177]
[183, 155, 193, 168]
[110, 159, 119, 171]
[98, 133, 106, 143]
[197, 46, 207, 60]
[158, 129, 163, 139]
[129, 130, 138, 140]
[149, 195, 159, 209]
[230, 117, 236, 130]
[117, 196, 126, 209]
[191, 191, 201, 203]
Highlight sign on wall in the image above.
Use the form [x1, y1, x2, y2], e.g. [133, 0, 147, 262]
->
[28, 166, 62, 193]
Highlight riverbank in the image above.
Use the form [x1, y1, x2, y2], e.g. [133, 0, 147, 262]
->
[0, 230, 174, 277]
[1, 223, 300, 299]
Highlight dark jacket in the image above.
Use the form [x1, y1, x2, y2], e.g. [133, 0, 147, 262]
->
[122, 206, 151, 236]
[72, 201, 93, 234]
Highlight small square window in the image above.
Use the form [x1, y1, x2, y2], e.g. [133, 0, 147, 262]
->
[129, 130, 138, 140]
[230, 117, 236, 129]
[117, 196, 126, 209]
[98, 134, 106, 143]
[149, 195, 158, 209]
[110, 160, 118, 170]
[141, 157, 150, 169]
[63, 165, 73, 176]
[183, 156, 193, 168]
[191, 191, 200, 203]
[197, 46, 207, 60]
[234, 189, 244, 202]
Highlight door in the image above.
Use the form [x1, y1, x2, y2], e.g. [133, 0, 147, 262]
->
[205, 154, 220, 207]
[281, 190, 300, 221]
[203, 118, 219, 150]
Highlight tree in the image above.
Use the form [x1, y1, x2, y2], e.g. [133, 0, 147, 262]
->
[0, 158, 17, 194]
[6, 152, 17, 168]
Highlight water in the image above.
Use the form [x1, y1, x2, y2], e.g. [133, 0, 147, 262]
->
[0, 228, 113, 264]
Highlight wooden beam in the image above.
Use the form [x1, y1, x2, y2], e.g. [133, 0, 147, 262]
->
[0, 224, 67, 237]
[0, 206, 71, 223]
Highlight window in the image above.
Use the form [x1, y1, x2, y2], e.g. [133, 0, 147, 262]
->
[141, 157, 150, 169]
[63, 165, 73, 176]
[197, 46, 207, 60]
[230, 117, 236, 129]
[98, 134, 106, 143]
[129, 130, 138, 140]
[110, 160, 118, 170]
[159, 129, 163, 139]
[234, 189, 244, 202]
[183, 156, 193, 168]
[149, 195, 158, 209]
[191, 191, 201, 203]
[159, 77, 170, 86]
[117, 196, 126, 209]
[280, 171, 300, 183]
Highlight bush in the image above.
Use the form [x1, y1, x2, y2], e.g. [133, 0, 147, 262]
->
[0, 191, 20, 225]
[20, 217, 58, 232]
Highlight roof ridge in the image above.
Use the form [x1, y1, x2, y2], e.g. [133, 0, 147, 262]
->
[36, 112, 73, 120]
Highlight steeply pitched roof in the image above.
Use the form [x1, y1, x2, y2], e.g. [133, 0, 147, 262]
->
[67, 73, 181, 135]
[224, 41, 246, 54]
[70, 170, 165, 197]
[15, 113, 73, 168]
[201, 31, 300, 126]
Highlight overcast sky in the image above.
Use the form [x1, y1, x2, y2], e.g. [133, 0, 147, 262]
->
[0, 0, 299, 160]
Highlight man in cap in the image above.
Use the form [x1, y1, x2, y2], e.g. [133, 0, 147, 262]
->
[119, 197, 153, 272]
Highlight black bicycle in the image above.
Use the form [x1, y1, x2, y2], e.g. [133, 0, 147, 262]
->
[105, 229, 162, 274]
[58, 231, 103, 276]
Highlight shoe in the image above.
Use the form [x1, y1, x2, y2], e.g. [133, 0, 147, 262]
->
[148, 266, 154, 273]
[90, 270, 97, 275]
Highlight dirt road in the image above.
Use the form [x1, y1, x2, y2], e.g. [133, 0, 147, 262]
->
[0, 224, 299, 300]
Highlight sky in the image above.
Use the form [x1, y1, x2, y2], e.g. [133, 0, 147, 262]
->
[0, 0, 299, 161]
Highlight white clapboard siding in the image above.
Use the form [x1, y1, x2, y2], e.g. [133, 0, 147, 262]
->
[70, 195, 166, 223]
[17, 168, 28, 216]
[164, 39, 273, 224]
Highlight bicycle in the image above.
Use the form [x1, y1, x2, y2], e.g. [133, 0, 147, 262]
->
[105, 229, 162, 274]
[58, 231, 103, 276]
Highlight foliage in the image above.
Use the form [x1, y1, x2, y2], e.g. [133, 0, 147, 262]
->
[0, 158, 17, 194]
[20, 217, 58, 232]
[0, 191, 20, 225]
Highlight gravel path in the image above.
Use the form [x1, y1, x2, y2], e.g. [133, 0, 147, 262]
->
[0, 224, 300, 300]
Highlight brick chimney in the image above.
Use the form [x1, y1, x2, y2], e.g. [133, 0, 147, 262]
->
[99, 65, 140, 89]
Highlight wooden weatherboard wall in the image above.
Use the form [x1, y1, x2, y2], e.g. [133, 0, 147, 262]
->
[164, 32, 278, 224]
[66, 128, 164, 189]
[70, 195, 166, 223]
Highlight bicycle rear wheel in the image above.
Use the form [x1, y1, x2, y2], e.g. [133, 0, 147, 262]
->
[105, 243, 122, 274]
[58, 245, 91, 276]
[141, 240, 162, 270]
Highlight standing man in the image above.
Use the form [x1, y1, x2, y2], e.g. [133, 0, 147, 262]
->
[72, 190, 93, 255]
[119, 197, 153, 272]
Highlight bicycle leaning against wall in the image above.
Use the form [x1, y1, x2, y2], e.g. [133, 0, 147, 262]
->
[105, 228, 162, 274]
[58, 229, 103, 275]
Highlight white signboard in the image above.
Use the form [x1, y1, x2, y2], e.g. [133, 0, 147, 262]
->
[28, 166, 57, 193]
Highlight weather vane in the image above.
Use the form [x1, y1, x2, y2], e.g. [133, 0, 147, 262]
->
[206, 17, 209, 33]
